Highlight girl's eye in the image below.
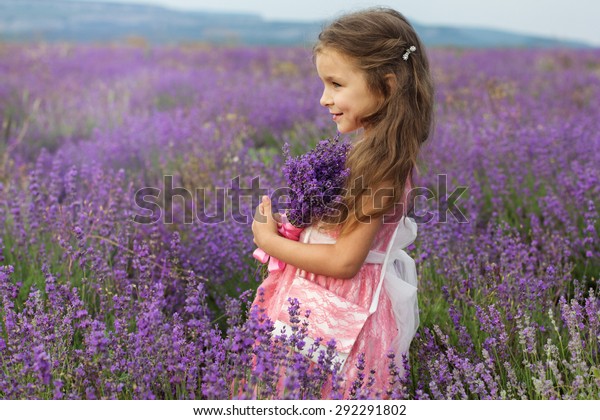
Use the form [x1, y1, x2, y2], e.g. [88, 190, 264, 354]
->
[332, 82, 341, 88]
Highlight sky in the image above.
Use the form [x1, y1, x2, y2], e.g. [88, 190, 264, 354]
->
[74, 0, 600, 46]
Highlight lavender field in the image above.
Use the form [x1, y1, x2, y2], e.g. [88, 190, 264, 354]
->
[0, 42, 599, 399]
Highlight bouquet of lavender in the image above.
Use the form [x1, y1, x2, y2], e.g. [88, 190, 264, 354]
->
[253, 136, 351, 272]
[282, 136, 351, 228]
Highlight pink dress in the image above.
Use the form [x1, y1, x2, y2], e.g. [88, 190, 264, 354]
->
[252, 214, 419, 396]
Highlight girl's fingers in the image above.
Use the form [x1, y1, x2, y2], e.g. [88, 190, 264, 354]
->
[254, 203, 266, 223]
[260, 196, 272, 221]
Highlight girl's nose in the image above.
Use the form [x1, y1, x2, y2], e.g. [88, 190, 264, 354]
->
[320, 88, 332, 107]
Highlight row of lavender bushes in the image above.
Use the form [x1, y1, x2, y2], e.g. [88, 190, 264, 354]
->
[0, 43, 599, 399]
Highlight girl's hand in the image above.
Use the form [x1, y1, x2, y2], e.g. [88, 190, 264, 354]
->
[252, 195, 279, 248]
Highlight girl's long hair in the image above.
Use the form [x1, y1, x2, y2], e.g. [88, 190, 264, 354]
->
[314, 8, 434, 233]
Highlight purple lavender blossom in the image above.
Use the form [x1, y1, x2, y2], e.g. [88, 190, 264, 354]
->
[282, 136, 351, 227]
[0, 43, 599, 400]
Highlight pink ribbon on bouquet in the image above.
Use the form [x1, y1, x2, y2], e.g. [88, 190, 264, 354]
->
[253, 214, 304, 272]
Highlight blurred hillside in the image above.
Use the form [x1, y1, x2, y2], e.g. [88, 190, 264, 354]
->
[0, 0, 590, 47]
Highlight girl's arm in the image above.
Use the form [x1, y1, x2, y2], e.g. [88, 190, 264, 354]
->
[252, 195, 383, 279]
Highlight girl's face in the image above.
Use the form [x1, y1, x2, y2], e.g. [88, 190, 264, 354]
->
[316, 48, 382, 134]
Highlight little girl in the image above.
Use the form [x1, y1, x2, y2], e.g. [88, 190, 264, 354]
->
[252, 7, 434, 393]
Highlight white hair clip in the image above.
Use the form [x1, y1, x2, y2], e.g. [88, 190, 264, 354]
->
[402, 45, 416, 61]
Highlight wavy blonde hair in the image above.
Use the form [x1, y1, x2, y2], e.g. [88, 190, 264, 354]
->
[314, 8, 434, 233]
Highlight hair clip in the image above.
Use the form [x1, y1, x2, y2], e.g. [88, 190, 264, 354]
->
[402, 45, 416, 61]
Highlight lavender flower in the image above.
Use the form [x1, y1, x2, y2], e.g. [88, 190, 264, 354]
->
[0, 43, 599, 400]
[282, 136, 351, 227]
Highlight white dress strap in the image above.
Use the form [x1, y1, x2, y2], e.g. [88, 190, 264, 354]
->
[381, 217, 419, 356]
[364, 250, 385, 264]
[368, 217, 418, 314]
